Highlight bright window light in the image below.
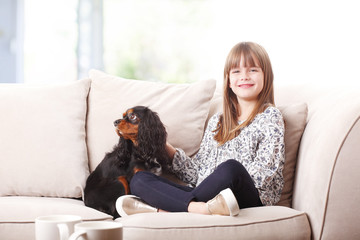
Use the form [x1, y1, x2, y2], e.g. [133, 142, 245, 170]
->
[103, 0, 214, 83]
[23, 0, 78, 83]
[14, 0, 360, 86]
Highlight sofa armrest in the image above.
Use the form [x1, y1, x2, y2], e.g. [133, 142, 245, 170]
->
[292, 89, 360, 240]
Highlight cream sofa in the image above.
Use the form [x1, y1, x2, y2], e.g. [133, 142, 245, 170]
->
[0, 69, 359, 240]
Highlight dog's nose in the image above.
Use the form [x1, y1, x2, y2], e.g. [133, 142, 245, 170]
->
[114, 119, 121, 126]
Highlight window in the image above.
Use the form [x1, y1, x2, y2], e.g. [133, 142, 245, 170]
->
[0, 0, 21, 83]
[23, 0, 78, 83]
[103, 0, 214, 83]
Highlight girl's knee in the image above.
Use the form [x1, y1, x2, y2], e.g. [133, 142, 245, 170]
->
[221, 159, 245, 171]
[217, 159, 248, 179]
[129, 171, 154, 192]
[224, 159, 240, 166]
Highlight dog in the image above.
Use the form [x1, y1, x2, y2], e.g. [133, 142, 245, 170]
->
[84, 106, 170, 218]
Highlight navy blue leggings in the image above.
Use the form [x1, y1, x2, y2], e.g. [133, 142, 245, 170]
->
[130, 159, 262, 212]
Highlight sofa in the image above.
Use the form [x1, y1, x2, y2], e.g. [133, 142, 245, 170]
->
[0, 69, 359, 240]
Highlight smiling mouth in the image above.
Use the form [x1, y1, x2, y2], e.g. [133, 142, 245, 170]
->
[239, 84, 254, 88]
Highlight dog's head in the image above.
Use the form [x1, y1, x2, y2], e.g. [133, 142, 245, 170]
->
[113, 106, 167, 148]
[114, 106, 170, 167]
[114, 107, 141, 142]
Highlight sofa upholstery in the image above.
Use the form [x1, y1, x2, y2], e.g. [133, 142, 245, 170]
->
[276, 85, 360, 240]
[0, 70, 359, 240]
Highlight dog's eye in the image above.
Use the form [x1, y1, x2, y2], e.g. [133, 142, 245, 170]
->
[128, 113, 138, 121]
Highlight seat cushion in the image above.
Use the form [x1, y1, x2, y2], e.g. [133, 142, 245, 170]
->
[0, 197, 112, 240]
[116, 206, 310, 240]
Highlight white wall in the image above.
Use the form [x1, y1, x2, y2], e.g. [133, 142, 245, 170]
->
[207, 0, 360, 86]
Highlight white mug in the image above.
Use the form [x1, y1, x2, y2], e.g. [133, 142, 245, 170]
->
[35, 215, 82, 240]
[69, 221, 123, 240]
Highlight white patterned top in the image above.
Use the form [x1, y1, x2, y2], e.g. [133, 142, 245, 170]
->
[171, 106, 285, 206]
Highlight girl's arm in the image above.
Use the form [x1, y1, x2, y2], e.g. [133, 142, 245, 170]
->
[248, 108, 285, 205]
[165, 142, 177, 159]
[169, 114, 219, 186]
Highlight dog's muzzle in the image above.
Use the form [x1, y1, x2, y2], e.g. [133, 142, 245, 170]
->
[114, 119, 122, 127]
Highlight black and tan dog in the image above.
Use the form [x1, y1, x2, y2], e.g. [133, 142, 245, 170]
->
[84, 106, 170, 218]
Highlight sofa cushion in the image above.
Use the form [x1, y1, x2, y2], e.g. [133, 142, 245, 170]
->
[0, 197, 112, 223]
[276, 103, 308, 207]
[0, 79, 91, 198]
[116, 206, 310, 240]
[87, 69, 216, 171]
[0, 197, 112, 240]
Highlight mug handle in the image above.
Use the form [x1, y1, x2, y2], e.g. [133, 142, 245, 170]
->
[57, 223, 70, 240]
[68, 230, 86, 240]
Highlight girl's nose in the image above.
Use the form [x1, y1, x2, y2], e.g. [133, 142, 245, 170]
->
[241, 73, 249, 81]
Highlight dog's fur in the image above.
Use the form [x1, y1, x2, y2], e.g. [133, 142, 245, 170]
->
[84, 106, 170, 218]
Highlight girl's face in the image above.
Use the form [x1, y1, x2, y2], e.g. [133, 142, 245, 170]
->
[229, 55, 264, 105]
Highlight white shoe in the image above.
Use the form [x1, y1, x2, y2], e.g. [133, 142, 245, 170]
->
[206, 188, 240, 216]
[116, 195, 157, 217]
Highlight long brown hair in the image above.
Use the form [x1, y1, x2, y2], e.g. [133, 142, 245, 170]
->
[214, 42, 274, 145]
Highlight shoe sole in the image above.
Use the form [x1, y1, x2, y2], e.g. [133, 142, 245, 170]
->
[116, 194, 139, 217]
[220, 188, 240, 216]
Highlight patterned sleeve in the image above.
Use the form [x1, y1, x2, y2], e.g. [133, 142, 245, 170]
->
[247, 107, 285, 205]
[171, 114, 219, 187]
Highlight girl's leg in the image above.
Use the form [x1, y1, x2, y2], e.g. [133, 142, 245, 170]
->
[192, 159, 262, 208]
[130, 159, 261, 213]
[130, 171, 195, 212]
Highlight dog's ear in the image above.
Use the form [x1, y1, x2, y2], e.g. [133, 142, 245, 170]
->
[137, 108, 167, 157]
[112, 137, 133, 167]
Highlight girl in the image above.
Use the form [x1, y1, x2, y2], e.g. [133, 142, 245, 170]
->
[116, 42, 285, 216]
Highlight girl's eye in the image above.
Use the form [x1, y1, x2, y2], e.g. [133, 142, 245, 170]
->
[250, 67, 261, 72]
[231, 70, 240, 74]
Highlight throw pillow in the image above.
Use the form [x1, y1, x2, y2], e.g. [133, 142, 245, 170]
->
[0, 79, 91, 198]
[87, 69, 216, 171]
[277, 103, 308, 207]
